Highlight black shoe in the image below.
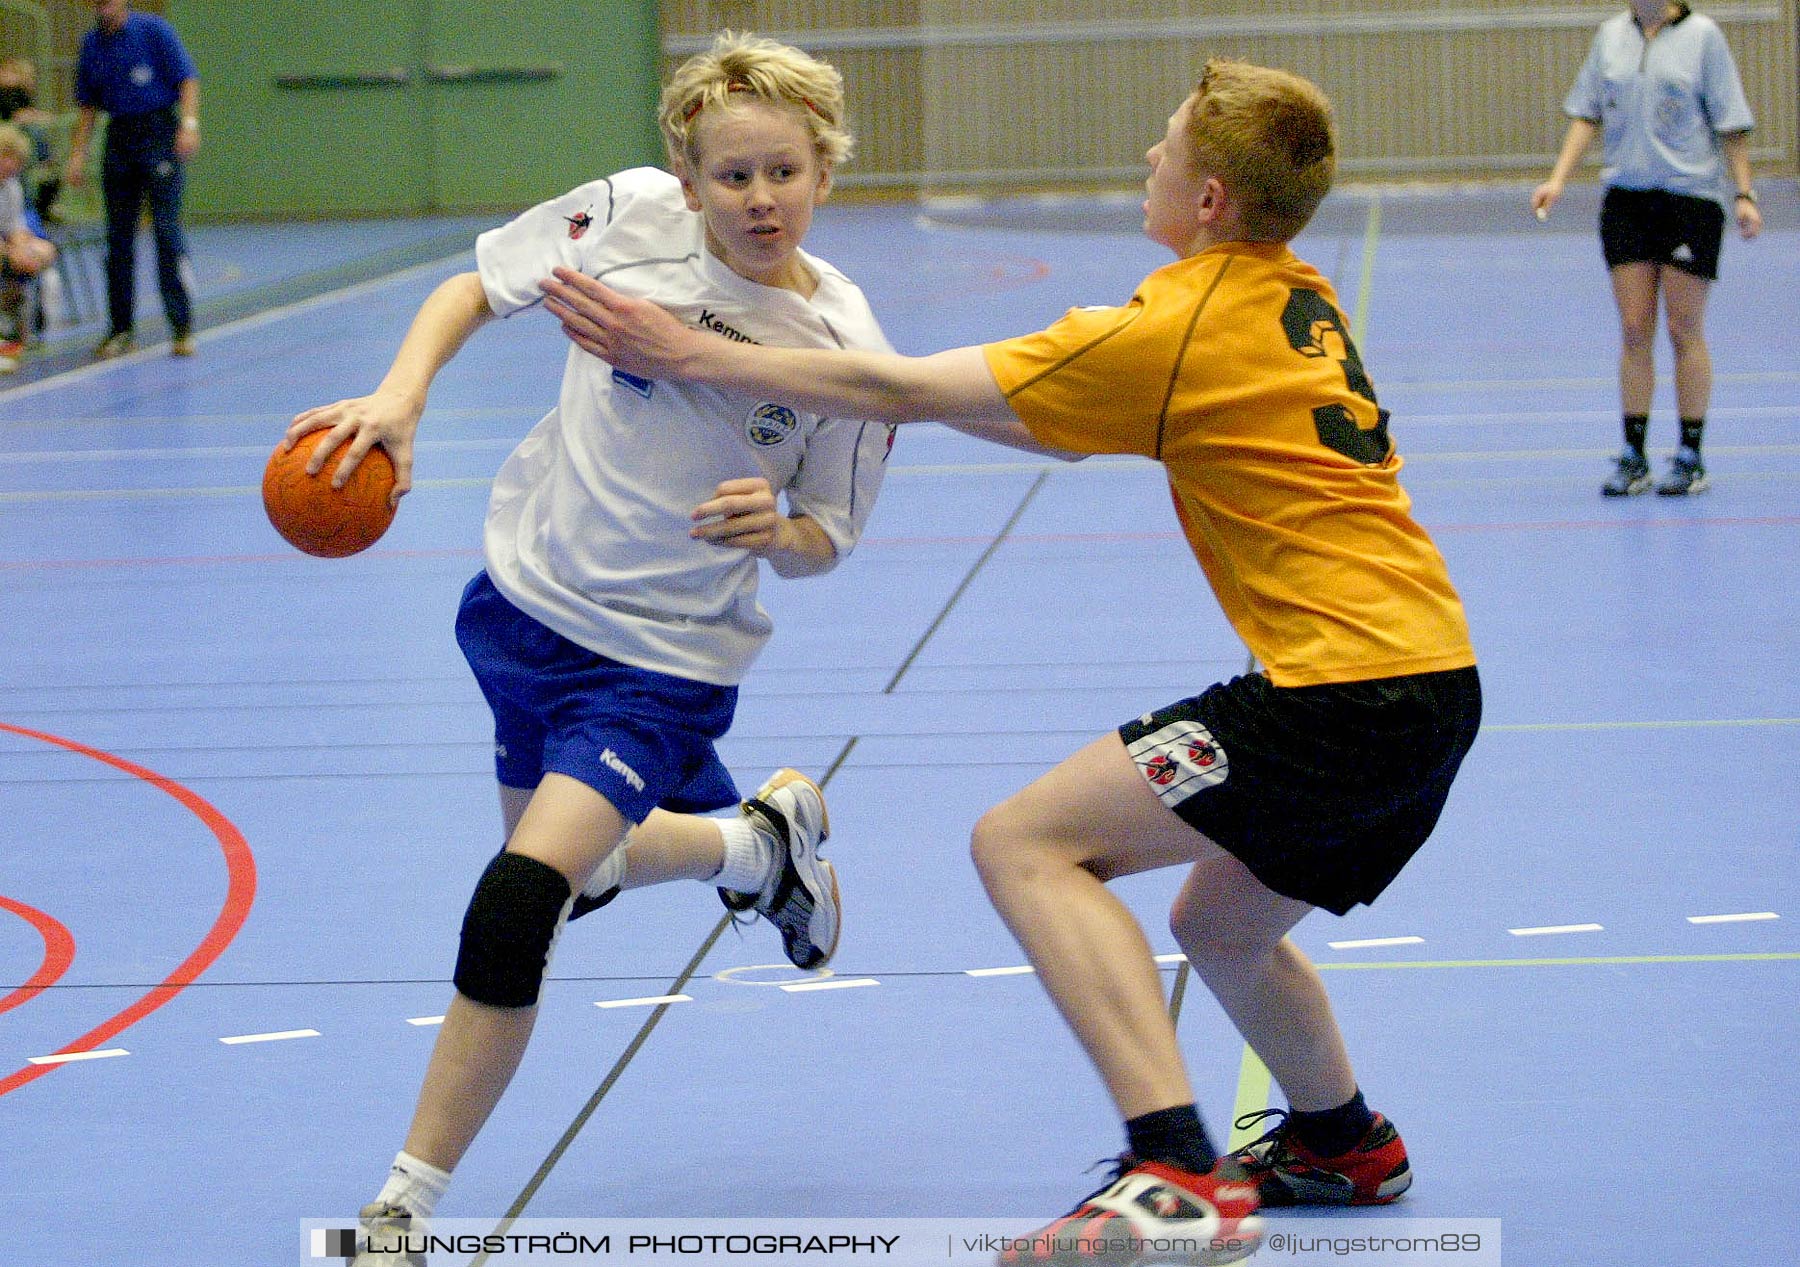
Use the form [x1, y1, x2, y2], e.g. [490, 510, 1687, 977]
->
[1654, 446, 1709, 495]
[1600, 448, 1651, 497]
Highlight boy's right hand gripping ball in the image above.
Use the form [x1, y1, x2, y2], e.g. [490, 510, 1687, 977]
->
[262, 431, 397, 558]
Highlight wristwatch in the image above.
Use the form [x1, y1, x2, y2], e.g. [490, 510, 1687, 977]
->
[1733, 189, 1756, 204]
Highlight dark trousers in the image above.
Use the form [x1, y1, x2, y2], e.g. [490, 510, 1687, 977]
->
[1, 265, 26, 342]
[101, 114, 192, 338]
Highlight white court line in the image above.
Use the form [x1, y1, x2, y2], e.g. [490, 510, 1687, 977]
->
[1403, 443, 1800, 464]
[965, 965, 1035, 977]
[1153, 953, 1188, 964]
[219, 1028, 321, 1045]
[1508, 924, 1603, 937]
[0, 249, 477, 405]
[1328, 936, 1425, 950]
[28, 1048, 129, 1065]
[780, 978, 879, 993]
[595, 994, 692, 1009]
[1687, 912, 1779, 925]
[406, 1015, 446, 1027]
[0, 436, 522, 465]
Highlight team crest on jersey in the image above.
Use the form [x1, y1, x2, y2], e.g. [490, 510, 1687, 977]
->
[564, 208, 594, 240]
[745, 402, 799, 447]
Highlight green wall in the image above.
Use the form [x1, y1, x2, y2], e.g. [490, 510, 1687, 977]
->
[169, 0, 662, 219]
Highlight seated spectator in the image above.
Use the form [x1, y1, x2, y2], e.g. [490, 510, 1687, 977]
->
[1, 123, 58, 372]
[0, 57, 59, 223]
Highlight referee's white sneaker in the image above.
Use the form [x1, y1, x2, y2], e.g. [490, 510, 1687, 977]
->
[720, 769, 839, 969]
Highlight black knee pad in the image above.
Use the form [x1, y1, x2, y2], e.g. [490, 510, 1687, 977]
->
[569, 884, 620, 922]
[453, 851, 573, 1008]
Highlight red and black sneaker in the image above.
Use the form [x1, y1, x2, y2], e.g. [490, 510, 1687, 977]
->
[1230, 1108, 1413, 1206]
[997, 1156, 1262, 1266]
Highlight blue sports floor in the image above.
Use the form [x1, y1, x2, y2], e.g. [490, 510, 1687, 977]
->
[1, 181, 1797, 1266]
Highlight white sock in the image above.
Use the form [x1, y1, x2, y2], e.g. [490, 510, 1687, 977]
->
[713, 815, 773, 895]
[375, 1150, 451, 1220]
[581, 841, 627, 899]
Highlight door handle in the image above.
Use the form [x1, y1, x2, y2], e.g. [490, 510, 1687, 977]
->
[424, 64, 561, 85]
[275, 69, 412, 90]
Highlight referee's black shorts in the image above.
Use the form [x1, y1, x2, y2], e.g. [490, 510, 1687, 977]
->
[1600, 186, 1726, 281]
[1118, 666, 1481, 915]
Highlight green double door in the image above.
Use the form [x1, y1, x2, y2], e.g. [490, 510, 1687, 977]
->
[176, 0, 661, 217]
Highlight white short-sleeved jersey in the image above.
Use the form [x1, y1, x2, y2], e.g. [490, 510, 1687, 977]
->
[474, 167, 896, 686]
[1563, 9, 1755, 204]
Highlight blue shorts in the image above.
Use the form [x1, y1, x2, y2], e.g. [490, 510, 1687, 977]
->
[454, 571, 740, 823]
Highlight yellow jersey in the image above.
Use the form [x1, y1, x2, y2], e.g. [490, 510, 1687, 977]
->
[983, 240, 1476, 687]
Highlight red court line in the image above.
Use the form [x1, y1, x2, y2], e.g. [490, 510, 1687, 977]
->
[0, 722, 257, 1098]
[0, 895, 75, 1015]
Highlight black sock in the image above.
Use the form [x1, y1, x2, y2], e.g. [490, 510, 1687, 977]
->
[1679, 417, 1704, 454]
[1125, 1104, 1216, 1175]
[1622, 414, 1649, 455]
[1289, 1088, 1376, 1158]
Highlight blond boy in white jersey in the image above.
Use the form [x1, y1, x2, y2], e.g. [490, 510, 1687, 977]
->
[287, 33, 894, 1265]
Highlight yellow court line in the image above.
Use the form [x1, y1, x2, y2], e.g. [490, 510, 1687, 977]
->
[1225, 193, 1384, 1146]
[1226, 1044, 1275, 1150]
[1351, 194, 1380, 345]
[1314, 951, 1799, 971]
[1221, 187, 1787, 1138]
[1214, 951, 1795, 1144]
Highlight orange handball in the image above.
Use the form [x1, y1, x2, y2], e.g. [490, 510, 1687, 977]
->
[262, 431, 398, 558]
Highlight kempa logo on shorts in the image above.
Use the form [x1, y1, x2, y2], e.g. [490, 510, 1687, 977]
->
[745, 402, 799, 446]
[1126, 719, 1229, 808]
[599, 748, 645, 793]
[1671, 243, 1695, 263]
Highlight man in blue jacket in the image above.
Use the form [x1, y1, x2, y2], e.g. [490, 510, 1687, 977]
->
[66, 0, 200, 359]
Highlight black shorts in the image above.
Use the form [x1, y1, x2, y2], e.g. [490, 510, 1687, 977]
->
[1599, 186, 1725, 280]
[1118, 666, 1481, 915]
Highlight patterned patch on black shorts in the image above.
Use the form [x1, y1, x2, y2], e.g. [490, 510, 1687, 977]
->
[1124, 716, 1229, 809]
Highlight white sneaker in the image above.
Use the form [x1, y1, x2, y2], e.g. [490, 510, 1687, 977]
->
[1000, 1159, 1263, 1266]
[353, 1202, 425, 1266]
[719, 769, 839, 969]
[93, 331, 135, 360]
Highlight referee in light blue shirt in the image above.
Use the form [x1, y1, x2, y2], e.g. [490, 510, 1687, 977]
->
[65, 0, 200, 360]
[1531, 1, 1763, 498]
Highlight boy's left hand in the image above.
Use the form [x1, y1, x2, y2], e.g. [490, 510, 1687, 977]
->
[691, 477, 784, 555]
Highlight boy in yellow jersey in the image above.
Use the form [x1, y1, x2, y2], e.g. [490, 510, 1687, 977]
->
[543, 58, 1479, 1267]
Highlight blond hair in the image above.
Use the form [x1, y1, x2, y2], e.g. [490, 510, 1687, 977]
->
[1186, 58, 1336, 242]
[0, 123, 32, 163]
[659, 31, 852, 171]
